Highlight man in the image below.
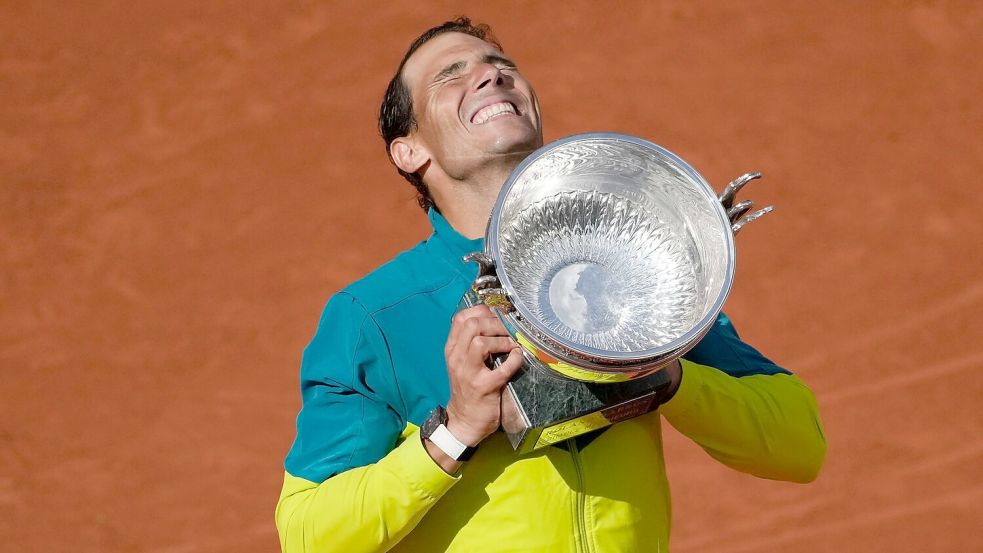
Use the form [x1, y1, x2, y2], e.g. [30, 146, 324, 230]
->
[276, 18, 826, 552]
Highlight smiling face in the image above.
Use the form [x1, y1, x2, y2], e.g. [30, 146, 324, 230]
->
[395, 32, 543, 185]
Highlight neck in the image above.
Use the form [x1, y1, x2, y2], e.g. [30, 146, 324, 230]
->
[429, 158, 521, 239]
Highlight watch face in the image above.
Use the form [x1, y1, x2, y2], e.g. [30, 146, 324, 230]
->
[422, 406, 447, 438]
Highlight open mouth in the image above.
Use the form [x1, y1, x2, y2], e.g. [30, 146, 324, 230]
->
[471, 101, 519, 125]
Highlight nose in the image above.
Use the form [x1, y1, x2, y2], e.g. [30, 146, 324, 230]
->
[474, 63, 506, 91]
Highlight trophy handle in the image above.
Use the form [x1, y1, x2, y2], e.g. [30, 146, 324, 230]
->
[732, 206, 774, 235]
[463, 251, 495, 276]
[463, 252, 514, 312]
[719, 171, 775, 235]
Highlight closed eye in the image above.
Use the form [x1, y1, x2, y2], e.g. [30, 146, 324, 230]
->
[432, 61, 466, 84]
[484, 54, 517, 71]
[429, 54, 519, 89]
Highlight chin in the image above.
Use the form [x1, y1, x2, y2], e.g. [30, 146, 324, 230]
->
[487, 129, 542, 156]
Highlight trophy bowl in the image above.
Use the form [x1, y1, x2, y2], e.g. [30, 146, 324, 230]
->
[480, 133, 737, 381]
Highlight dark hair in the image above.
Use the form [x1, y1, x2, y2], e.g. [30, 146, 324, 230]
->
[379, 17, 502, 211]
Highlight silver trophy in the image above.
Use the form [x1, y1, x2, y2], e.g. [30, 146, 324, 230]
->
[460, 133, 772, 453]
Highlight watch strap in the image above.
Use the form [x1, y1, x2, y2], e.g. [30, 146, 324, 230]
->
[422, 406, 479, 461]
[428, 424, 478, 461]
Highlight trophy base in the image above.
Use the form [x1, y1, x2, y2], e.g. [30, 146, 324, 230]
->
[500, 358, 673, 453]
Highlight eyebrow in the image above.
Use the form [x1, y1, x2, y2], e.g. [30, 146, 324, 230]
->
[431, 54, 517, 83]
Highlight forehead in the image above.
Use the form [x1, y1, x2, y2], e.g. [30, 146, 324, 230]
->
[401, 32, 503, 89]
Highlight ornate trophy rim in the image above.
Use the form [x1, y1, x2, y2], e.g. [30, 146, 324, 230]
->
[484, 132, 737, 368]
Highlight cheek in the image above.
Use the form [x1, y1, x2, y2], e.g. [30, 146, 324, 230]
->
[526, 86, 540, 111]
[426, 93, 465, 128]
[514, 80, 540, 118]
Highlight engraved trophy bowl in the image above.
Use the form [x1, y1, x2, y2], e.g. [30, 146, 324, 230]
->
[462, 132, 769, 452]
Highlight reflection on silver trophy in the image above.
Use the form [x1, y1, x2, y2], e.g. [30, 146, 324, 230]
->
[458, 133, 773, 453]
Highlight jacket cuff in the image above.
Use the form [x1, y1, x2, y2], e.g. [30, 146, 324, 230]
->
[378, 426, 460, 501]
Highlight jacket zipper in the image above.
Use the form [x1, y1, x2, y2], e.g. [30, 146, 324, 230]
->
[568, 438, 591, 553]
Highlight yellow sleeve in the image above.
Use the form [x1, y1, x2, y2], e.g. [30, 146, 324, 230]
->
[275, 425, 459, 553]
[660, 360, 827, 483]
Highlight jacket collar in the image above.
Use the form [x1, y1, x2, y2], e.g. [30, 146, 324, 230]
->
[426, 207, 485, 281]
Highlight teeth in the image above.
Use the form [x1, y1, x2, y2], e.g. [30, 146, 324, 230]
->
[472, 102, 516, 124]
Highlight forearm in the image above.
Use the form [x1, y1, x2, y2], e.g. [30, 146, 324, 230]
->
[275, 427, 458, 553]
[661, 360, 827, 483]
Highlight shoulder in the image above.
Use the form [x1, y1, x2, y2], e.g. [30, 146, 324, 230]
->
[301, 240, 457, 387]
[338, 239, 459, 316]
[684, 312, 791, 377]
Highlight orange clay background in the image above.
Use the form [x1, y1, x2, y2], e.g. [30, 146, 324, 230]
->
[1, 2, 981, 552]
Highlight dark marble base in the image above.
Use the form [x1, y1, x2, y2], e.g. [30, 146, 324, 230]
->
[501, 354, 672, 453]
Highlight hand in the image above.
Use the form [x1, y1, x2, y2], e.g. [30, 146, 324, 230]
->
[442, 304, 524, 446]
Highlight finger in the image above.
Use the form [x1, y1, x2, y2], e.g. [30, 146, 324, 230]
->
[446, 333, 516, 380]
[446, 306, 498, 354]
[454, 318, 512, 352]
[468, 336, 521, 364]
[485, 348, 524, 387]
[456, 304, 494, 322]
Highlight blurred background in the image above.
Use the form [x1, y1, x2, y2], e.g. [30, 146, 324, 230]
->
[1, 1, 980, 551]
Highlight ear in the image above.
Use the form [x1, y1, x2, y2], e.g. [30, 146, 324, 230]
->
[390, 135, 429, 174]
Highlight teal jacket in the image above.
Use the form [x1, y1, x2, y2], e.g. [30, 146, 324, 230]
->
[277, 208, 827, 552]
